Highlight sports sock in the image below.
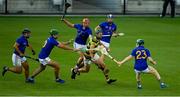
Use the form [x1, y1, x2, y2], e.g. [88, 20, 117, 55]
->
[31, 76, 34, 79]
[137, 81, 141, 85]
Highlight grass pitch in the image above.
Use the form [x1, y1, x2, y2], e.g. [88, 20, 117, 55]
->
[0, 16, 180, 96]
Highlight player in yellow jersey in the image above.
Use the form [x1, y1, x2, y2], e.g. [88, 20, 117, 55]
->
[71, 31, 118, 84]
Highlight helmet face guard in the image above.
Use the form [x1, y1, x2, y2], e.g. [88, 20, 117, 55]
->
[22, 28, 31, 34]
[22, 28, 31, 38]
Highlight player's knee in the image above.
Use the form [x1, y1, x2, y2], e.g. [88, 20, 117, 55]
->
[149, 69, 156, 74]
[16, 67, 22, 74]
[23, 65, 29, 71]
[77, 57, 83, 64]
[83, 67, 90, 73]
[99, 66, 104, 71]
[17, 71, 22, 74]
[24, 68, 29, 72]
[98, 64, 106, 71]
[83, 66, 89, 72]
[84, 70, 89, 73]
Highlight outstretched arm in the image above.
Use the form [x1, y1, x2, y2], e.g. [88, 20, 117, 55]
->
[62, 19, 74, 28]
[117, 55, 133, 67]
[112, 31, 120, 37]
[57, 42, 78, 52]
[61, 39, 74, 45]
[112, 31, 125, 37]
[148, 57, 157, 65]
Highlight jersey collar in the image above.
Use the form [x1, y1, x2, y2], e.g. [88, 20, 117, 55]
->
[107, 22, 113, 25]
[138, 46, 144, 48]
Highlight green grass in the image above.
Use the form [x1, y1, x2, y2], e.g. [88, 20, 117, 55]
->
[0, 16, 180, 96]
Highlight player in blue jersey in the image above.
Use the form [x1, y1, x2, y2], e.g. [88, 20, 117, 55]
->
[2, 28, 36, 82]
[95, 14, 121, 51]
[26, 29, 79, 83]
[117, 39, 167, 89]
[62, 18, 93, 79]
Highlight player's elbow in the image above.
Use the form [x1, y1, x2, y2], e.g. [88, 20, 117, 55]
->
[66, 23, 74, 28]
[128, 55, 133, 59]
[58, 44, 64, 48]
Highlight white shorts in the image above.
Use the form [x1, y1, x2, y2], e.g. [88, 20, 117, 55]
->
[12, 53, 27, 66]
[84, 53, 100, 65]
[39, 57, 51, 66]
[73, 42, 86, 49]
[134, 67, 150, 74]
[100, 41, 110, 48]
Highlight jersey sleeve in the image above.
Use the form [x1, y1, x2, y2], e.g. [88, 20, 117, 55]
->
[131, 49, 136, 56]
[16, 38, 22, 45]
[99, 22, 105, 28]
[146, 49, 151, 57]
[74, 24, 80, 29]
[52, 39, 60, 46]
[88, 29, 92, 35]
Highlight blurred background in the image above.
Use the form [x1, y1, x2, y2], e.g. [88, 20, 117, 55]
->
[0, 0, 180, 15]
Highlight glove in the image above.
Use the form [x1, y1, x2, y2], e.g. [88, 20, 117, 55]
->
[32, 50, 36, 55]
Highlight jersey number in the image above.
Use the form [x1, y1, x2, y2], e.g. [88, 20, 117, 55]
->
[136, 50, 147, 59]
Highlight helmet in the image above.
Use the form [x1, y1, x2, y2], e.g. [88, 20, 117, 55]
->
[49, 29, 59, 35]
[22, 28, 31, 34]
[107, 14, 113, 19]
[136, 39, 144, 46]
